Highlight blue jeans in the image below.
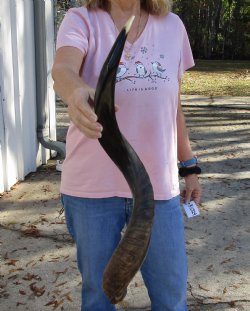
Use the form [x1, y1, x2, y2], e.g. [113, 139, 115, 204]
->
[61, 194, 188, 311]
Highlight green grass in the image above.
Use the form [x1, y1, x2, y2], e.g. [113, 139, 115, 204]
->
[181, 60, 250, 96]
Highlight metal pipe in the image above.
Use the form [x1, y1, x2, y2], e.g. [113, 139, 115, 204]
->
[33, 0, 65, 159]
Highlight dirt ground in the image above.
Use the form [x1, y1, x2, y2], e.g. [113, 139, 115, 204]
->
[0, 96, 250, 311]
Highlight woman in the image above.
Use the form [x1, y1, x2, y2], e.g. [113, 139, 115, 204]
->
[52, 0, 202, 310]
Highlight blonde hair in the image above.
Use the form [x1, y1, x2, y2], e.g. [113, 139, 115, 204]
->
[81, 0, 172, 16]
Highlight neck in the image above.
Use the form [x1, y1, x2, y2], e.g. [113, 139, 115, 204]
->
[110, 0, 140, 16]
[109, 0, 147, 45]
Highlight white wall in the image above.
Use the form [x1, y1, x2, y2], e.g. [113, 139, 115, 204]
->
[0, 0, 56, 192]
[0, 21, 6, 193]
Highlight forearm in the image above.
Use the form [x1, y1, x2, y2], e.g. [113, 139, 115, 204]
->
[177, 98, 202, 203]
[52, 64, 89, 105]
[176, 99, 194, 162]
[51, 47, 101, 138]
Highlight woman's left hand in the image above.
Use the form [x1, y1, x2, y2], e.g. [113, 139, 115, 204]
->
[181, 174, 202, 204]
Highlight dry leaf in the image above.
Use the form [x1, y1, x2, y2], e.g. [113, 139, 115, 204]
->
[220, 258, 233, 265]
[16, 302, 26, 306]
[232, 270, 242, 275]
[207, 264, 214, 272]
[22, 273, 41, 281]
[5, 259, 18, 266]
[26, 260, 35, 267]
[39, 255, 45, 262]
[228, 301, 236, 307]
[53, 268, 68, 283]
[207, 295, 222, 300]
[224, 242, 236, 251]
[29, 282, 45, 297]
[9, 268, 23, 274]
[61, 292, 73, 302]
[55, 282, 67, 288]
[22, 225, 40, 237]
[198, 284, 210, 292]
[45, 299, 64, 310]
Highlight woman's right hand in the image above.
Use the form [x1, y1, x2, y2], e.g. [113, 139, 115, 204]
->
[67, 86, 103, 139]
[52, 47, 103, 139]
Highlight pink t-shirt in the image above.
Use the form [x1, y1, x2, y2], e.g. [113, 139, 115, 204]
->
[56, 7, 194, 200]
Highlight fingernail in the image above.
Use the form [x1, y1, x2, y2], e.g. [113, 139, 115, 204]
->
[96, 124, 103, 131]
[90, 115, 97, 122]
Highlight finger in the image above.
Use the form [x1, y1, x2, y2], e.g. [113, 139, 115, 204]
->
[193, 192, 201, 204]
[76, 120, 102, 138]
[192, 187, 202, 204]
[75, 111, 102, 132]
[69, 109, 103, 138]
[76, 101, 98, 122]
[115, 104, 119, 112]
[185, 190, 192, 204]
[81, 126, 102, 139]
[69, 103, 99, 128]
[76, 121, 102, 138]
[71, 96, 97, 122]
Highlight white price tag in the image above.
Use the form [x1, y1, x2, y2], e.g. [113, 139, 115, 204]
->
[183, 201, 200, 218]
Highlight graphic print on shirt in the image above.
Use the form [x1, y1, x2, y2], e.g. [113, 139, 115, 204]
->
[135, 61, 147, 78]
[116, 62, 128, 81]
[116, 45, 170, 86]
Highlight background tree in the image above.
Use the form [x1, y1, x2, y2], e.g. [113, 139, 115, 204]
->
[56, 0, 250, 59]
[173, 0, 250, 59]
